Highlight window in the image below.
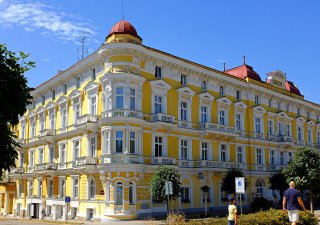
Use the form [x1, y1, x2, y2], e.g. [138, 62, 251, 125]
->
[89, 178, 96, 199]
[30, 119, 36, 138]
[50, 111, 55, 130]
[52, 90, 55, 100]
[73, 178, 79, 198]
[154, 96, 162, 113]
[129, 131, 136, 154]
[270, 150, 275, 165]
[74, 103, 81, 124]
[28, 180, 33, 197]
[90, 96, 97, 115]
[76, 77, 80, 89]
[115, 131, 123, 153]
[48, 180, 53, 198]
[180, 139, 188, 159]
[308, 129, 312, 143]
[236, 90, 241, 100]
[38, 180, 43, 197]
[116, 182, 123, 205]
[73, 141, 80, 159]
[38, 148, 44, 164]
[256, 148, 263, 165]
[278, 102, 281, 110]
[219, 85, 224, 96]
[42, 95, 45, 105]
[219, 110, 226, 125]
[201, 142, 208, 160]
[129, 182, 135, 204]
[280, 152, 284, 165]
[18, 182, 22, 197]
[307, 112, 310, 119]
[60, 144, 66, 163]
[49, 146, 55, 163]
[21, 124, 25, 139]
[255, 95, 259, 104]
[287, 104, 290, 112]
[155, 136, 163, 157]
[181, 187, 190, 203]
[236, 146, 243, 163]
[201, 106, 208, 123]
[288, 152, 293, 162]
[268, 99, 272, 107]
[181, 74, 187, 86]
[235, 113, 242, 130]
[286, 124, 291, 137]
[297, 126, 303, 141]
[61, 108, 67, 128]
[180, 101, 188, 121]
[220, 144, 227, 162]
[130, 88, 136, 110]
[115, 87, 124, 109]
[268, 120, 273, 135]
[19, 152, 24, 167]
[317, 131, 320, 143]
[60, 179, 65, 198]
[297, 107, 301, 116]
[155, 66, 162, 78]
[39, 114, 45, 131]
[201, 80, 207, 91]
[256, 180, 264, 197]
[89, 137, 96, 157]
[255, 117, 262, 134]
[29, 151, 34, 167]
[92, 68, 96, 80]
[277, 122, 283, 136]
[63, 84, 68, 95]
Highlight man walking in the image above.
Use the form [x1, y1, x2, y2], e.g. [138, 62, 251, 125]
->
[283, 181, 306, 225]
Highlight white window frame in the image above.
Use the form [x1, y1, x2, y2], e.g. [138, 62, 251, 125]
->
[219, 144, 229, 162]
[88, 135, 97, 157]
[200, 105, 208, 123]
[236, 145, 245, 164]
[59, 177, 66, 198]
[115, 130, 124, 153]
[235, 113, 243, 131]
[72, 139, 81, 160]
[254, 117, 263, 134]
[115, 181, 124, 205]
[60, 107, 68, 129]
[89, 95, 97, 115]
[129, 88, 136, 110]
[308, 128, 313, 143]
[152, 134, 167, 157]
[115, 87, 124, 109]
[268, 120, 274, 135]
[200, 141, 211, 160]
[129, 131, 137, 154]
[49, 110, 56, 130]
[59, 143, 67, 163]
[38, 148, 44, 164]
[88, 177, 96, 200]
[255, 148, 264, 165]
[219, 109, 227, 125]
[179, 138, 189, 160]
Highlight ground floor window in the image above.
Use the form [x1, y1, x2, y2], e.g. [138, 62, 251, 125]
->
[16, 203, 21, 216]
[181, 187, 190, 203]
[71, 207, 77, 220]
[87, 208, 94, 221]
[116, 182, 124, 205]
[46, 205, 51, 217]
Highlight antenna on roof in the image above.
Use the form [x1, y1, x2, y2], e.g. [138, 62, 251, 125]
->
[122, 0, 125, 20]
[243, 56, 246, 65]
[223, 62, 226, 72]
[77, 32, 89, 61]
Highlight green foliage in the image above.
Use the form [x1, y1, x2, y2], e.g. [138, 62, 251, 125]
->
[150, 165, 181, 203]
[250, 197, 271, 212]
[269, 171, 288, 195]
[0, 43, 34, 176]
[221, 168, 246, 195]
[183, 209, 317, 225]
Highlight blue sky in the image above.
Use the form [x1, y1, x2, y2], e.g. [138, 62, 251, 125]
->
[1, 0, 320, 103]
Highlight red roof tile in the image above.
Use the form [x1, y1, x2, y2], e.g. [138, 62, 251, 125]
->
[285, 80, 301, 95]
[225, 64, 262, 81]
[108, 20, 140, 38]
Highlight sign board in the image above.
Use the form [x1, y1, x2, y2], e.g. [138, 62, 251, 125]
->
[235, 177, 245, 194]
[65, 196, 71, 203]
[165, 181, 173, 195]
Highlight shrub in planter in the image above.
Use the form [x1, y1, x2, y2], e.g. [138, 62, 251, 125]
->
[251, 197, 271, 212]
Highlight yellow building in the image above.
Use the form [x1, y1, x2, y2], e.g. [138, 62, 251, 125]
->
[2, 20, 320, 221]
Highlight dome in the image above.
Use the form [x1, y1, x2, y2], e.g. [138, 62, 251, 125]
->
[105, 20, 142, 45]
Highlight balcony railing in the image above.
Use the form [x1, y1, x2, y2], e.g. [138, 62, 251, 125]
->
[39, 129, 55, 137]
[296, 140, 305, 146]
[77, 114, 98, 125]
[151, 113, 175, 124]
[152, 157, 176, 165]
[199, 122, 236, 133]
[178, 160, 192, 167]
[102, 109, 143, 119]
[35, 163, 47, 171]
[193, 160, 243, 169]
[101, 154, 143, 164]
[76, 156, 98, 166]
[276, 135, 294, 143]
[36, 162, 58, 171]
[12, 167, 24, 174]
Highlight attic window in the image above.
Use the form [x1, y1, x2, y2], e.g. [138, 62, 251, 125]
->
[255, 95, 259, 104]
[92, 68, 96, 80]
[307, 112, 310, 119]
[52, 90, 56, 100]
[201, 80, 207, 91]
[236, 90, 241, 101]
[268, 99, 272, 107]
[278, 102, 281, 110]
[297, 107, 301, 116]
[63, 84, 68, 95]
[219, 85, 224, 96]
[181, 74, 187, 86]
[155, 66, 162, 79]
[42, 95, 45, 105]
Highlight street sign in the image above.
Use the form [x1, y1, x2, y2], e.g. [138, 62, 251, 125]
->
[235, 177, 245, 194]
[165, 181, 173, 195]
[65, 196, 71, 203]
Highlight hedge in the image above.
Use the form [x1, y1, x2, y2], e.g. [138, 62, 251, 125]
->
[182, 209, 317, 225]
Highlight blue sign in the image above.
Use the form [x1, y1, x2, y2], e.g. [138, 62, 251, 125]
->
[65, 196, 71, 203]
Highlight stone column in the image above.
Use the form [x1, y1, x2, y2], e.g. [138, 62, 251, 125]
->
[0, 193, 3, 212]
[4, 192, 9, 215]
[52, 205, 57, 220]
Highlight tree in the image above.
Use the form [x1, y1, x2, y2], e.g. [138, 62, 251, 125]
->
[221, 168, 247, 196]
[150, 165, 181, 204]
[269, 171, 288, 207]
[282, 147, 320, 213]
[0, 43, 34, 176]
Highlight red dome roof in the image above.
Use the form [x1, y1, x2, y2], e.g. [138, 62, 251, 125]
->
[109, 20, 139, 38]
[225, 64, 262, 82]
[285, 80, 302, 95]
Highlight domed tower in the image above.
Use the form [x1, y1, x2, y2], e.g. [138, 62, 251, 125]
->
[105, 20, 142, 45]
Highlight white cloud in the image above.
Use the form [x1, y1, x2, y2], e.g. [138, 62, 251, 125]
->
[0, 1, 96, 43]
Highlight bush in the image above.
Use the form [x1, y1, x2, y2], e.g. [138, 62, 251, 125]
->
[250, 197, 271, 212]
[184, 209, 318, 225]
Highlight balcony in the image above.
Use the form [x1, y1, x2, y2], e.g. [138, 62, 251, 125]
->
[254, 133, 265, 140]
[178, 160, 192, 167]
[178, 121, 192, 128]
[100, 154, 143, 164]
[296, 140, 305, 146]
[102, 109, 143, 119]
[76, 114, 98, 132]
[199, 122, 238, 139]
[246, 164, 266, 171]
[35, 163, 47, 171]
[151, 113, 175, 124]
[12, 167, 24, 174]
[35, 162, 58, 171]
[277, 135, 294, 147]
[193, 160, 243, 169]
[152, 157, 176, 165]
[76, 156, 98, 166]
[38, 129, 55, 144]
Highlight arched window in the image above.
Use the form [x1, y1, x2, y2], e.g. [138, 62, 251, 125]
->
[88, 178, 96, 199]
[115, 182, 123, 205]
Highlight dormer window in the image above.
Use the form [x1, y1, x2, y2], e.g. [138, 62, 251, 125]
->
[181, 74, 187, 86]
[201, 80, 207, 91]
[255, 95, 259, 104]
[219, 85, 224, 96]
[155, 66, 162, 79]
[236, 90, 241, 101]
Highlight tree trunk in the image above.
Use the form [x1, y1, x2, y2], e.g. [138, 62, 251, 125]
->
[310, 189, 314, 214]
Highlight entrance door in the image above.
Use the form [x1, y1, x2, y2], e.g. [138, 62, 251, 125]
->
[32, 203, 39, 219]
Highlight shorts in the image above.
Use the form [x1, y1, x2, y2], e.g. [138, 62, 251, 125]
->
[288, 210, 299, 222]
[228, 220, 235, 225]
